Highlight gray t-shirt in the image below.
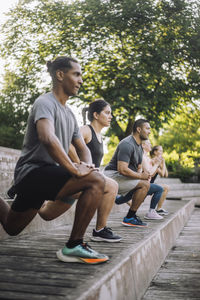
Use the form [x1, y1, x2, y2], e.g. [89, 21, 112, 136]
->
[14, 92, 80, 185]
[105, 135, 143, 172]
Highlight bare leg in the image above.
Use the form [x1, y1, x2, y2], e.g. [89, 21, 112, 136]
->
[130, 180, 150, 211]
[0, 196, 38, 236]
[0, 170, 105, 239]
[42, 175, 118, 232]
[96, 177, 118, 230]
[39, 192, 81, 221]
[62, 172, 105, 240]
[39, 200, 72, 221]
[157, 184, 169, 210]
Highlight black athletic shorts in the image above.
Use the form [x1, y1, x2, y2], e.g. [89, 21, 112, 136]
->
[11, 165, 72, 212]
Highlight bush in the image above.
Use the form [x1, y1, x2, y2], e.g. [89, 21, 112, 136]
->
[164, 150, 196, 182]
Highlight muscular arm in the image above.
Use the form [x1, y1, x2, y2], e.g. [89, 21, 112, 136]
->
[117, 161, 150, 180]
[72, 136, 93, 164]
[68, 144, 80, 163]
[36, 118, 79, 176]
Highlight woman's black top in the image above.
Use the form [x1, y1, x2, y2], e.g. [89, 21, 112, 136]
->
[86, 125, 104, 168]
[150, 173, 158, 183]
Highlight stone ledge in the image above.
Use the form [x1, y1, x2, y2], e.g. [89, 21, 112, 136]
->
[77, 199, 195, 300]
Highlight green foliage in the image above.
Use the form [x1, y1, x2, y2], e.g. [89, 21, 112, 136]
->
[103, 135, 119, 166]
[158, 104, 200, 154]
[155, 103, 200, 181]
[0, 0, 200, 147]
[164, 150, 195, 181]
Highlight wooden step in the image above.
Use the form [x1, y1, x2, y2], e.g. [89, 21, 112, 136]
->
[0, 199, 195, 300]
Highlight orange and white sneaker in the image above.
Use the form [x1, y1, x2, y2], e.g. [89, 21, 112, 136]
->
[56, 243, 109, 264]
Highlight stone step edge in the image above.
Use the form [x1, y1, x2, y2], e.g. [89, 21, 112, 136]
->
[77, 199, 195, 300]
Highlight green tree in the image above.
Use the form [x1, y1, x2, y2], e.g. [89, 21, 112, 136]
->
[0, 0, 200, 147]
[158, 103, 200, 155]
[155, 103, 200, 180]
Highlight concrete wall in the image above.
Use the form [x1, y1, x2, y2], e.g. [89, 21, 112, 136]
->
[0, 146, 20, 194]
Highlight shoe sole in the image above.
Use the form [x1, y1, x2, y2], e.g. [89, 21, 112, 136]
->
[144, 216, 163, 220]
[121, 222, 147, 228]
[157, 212, 169, 216]
[56, 249, 109, 264]
[90, 236, 122, 242]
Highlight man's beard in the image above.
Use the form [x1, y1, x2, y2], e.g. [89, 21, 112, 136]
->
[140, 134, 148, 141]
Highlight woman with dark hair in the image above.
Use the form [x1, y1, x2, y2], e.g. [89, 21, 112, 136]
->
[82, 100, 109, 168]
[68, 99, 122, 242]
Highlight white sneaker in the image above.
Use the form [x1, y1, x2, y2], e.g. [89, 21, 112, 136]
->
[156, 208, 169, 216]
[144, 209, 163, 220]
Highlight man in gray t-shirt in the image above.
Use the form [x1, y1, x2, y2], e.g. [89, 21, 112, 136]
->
[14, 92, 80, 185]
[104, 119, 151, 227]
[105, 135, 143, 173]
[0, 56, 108, 265]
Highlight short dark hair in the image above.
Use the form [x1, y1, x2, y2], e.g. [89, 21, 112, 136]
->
[87, 99, 110, 122]
[47, 56, 78, 78]
[132, 118, 149, 133]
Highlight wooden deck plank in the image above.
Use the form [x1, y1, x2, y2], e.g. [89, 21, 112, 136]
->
[143, 208, 200, 300]
[0, 200, 193, 300]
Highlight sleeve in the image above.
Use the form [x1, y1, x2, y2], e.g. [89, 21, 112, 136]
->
[32, 98, 55, 124]
[117, 142, 133, 163]
[72, 114, 81, 140]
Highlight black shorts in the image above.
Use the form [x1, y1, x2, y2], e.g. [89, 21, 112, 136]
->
[11, 165, 72, 212]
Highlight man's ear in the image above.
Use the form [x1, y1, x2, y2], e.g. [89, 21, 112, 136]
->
[55, 70, 65, 81]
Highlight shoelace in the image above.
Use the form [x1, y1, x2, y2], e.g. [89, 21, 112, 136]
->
[135, 215, 142, 223]
[81, 243, 92, 252]
[103, 227, 113, 234]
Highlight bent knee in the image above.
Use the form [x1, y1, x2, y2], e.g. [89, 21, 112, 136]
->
[159, 186, 164, 193]
[162, 184, 170, 192]
[165, 184, 170, 192]
[105, 177, 118, 193]
[89, 171, 105, 188]
[139, 180, 150, 190]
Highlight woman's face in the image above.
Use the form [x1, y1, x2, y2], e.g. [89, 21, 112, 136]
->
[142, 140, 152, 152]
[96, 105, 112, 127]
[155, 146, 163, 156]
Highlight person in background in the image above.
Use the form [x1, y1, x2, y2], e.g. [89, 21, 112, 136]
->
[142, 140, 164, 220]
[68, 99, 122, 242]
[150, 145, 169, 215]
[104, 119, 151, 227]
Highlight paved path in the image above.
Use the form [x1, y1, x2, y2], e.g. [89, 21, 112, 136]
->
[143, 207, 200, 300]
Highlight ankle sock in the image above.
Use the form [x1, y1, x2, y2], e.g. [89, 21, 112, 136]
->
[126, 209, 136, 218]
[66, 239, 83, 248]
[95, 227, 104, 233]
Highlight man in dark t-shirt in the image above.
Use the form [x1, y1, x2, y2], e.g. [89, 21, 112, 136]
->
[104, 119, 151, 227]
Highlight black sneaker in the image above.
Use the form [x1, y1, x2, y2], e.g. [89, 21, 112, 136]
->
[115, 189, 134, 205]
[91, 227, 122, 242]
